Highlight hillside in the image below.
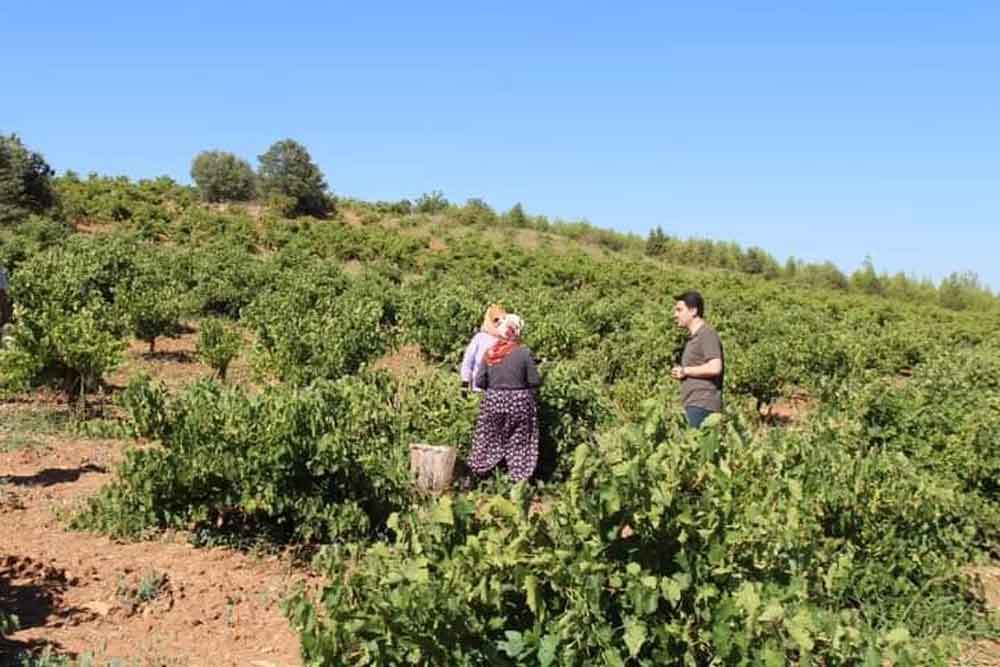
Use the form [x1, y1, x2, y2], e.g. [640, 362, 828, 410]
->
[1, 175, 999, 665]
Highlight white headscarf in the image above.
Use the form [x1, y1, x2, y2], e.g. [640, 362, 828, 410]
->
[496, 314, 523, 341]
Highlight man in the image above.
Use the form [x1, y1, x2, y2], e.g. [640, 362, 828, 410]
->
[670, 290, 724, 427]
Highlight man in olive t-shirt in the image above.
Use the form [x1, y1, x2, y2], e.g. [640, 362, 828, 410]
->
[670, 291, 724, 427]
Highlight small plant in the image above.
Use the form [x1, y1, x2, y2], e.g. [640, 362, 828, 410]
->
[117, 373, 170, 439]
[1, 610, 19, 636]
[196, 319, 242, 381]
[13, 647, 82, 667]
[116, 569, 167, 616]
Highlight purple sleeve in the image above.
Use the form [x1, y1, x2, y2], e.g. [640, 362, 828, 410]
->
[460, 334, 482, 383]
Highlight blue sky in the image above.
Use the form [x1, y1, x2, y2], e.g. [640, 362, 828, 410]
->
[3, 2, 998, 288]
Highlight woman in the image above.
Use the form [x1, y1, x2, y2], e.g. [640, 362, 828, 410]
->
[468, 314, 542, 481]
[460, 304, 506, 391]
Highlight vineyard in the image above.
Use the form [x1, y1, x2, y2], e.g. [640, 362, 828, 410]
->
[1, 171, 999, 666]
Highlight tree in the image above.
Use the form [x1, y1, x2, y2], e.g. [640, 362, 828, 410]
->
[507, 202, 528, 228]
[0, 134, 56, 225]
[740, 246, 780, 278]
[850, 256, 885, 296]
[938, 271, 989, 311]
[190, 150, 256, 203]
[645, 226, 668, 257]
[414, 190, 449, 214]
[257, 139, 331, 217]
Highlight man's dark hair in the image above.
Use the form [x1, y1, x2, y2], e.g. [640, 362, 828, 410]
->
[673, 290, 705, 318]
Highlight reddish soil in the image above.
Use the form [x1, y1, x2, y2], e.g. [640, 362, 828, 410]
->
[761, 390, 814, 424]
[340, 209, 364, 227]
[371, 344, 433, 380]
[0, 433, 308, 666]
[108, 323, 258, 393]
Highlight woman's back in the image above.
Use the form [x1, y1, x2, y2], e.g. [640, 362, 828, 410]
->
[475, 346, 541, 390]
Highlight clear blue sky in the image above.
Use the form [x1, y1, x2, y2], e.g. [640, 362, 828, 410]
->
[3, 2, 998, 288]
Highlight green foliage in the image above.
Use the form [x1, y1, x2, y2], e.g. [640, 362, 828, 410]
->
[645, 225, 668, 256]
[4, 166, 989, 664]
[506, 202, 528, 228]
[244, 269, 396, 385]
[289, 399, 992, 665]
[414, 190, 450, 214]
[184, 242, 268, 318]
[0, 133, 56, 225]
[454, 197, 497, 226]
[118, 373, 170, 439]
[0, 236, 136, 405]
[0, 215, 72, 273]
[257, 138, 331, 217]
[118, 250, 186, 353]
[850, 256, 885, 297]
[190, 150, 257, 202]
[196, 318, 242, 381]
[397, 280, 483, 364]
[938, 270, 994, 311]
[397, 370, 481, 454]
[535, 361, 613, 480]
[0, 610, 18, 636]
[54, 172, 194, 228]
[76, 374, 411, 542]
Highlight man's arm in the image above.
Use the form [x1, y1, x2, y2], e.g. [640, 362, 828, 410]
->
[679, 358, 722, 379]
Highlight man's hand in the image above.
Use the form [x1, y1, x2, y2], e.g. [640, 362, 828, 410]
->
[671, 365, 685, 381]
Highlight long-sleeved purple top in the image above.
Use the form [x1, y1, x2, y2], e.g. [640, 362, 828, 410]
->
[460, 331, 498, 390]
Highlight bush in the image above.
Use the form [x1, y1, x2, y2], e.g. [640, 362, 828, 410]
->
[257, 139, 331, 217]
[76, 375, 411, 543]
[288, 404, 986, 665]
[246, 277, 395, 385]
[197, 318, 242, 381]
[119, 252, 185, 353]
[190, 150, 257, 203]
[117, 373, 170, 439]
[183, 243, 268, 318]
[0, 236, 137, 407]
[0, 134, 56, 225]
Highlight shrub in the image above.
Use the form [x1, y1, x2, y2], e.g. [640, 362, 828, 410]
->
[0, 236, 137, 407]
[119, 252, 185, 353]
[197, 318, 242, 381]
[76, 374, 411, 543]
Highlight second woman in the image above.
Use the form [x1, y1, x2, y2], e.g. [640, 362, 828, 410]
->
[468, 314, 542, 482]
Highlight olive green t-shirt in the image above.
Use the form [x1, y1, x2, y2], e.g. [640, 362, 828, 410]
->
[679, 323, 724, 412]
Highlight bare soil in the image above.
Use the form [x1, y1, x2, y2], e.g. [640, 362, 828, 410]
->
[0, 427, 308, 666]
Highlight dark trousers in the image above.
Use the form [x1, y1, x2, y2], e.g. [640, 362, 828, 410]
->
[685, 406, 715, 428]
[0, 291, 9, 327]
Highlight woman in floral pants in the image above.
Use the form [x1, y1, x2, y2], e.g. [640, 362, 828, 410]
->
[469, 314, 542, 481]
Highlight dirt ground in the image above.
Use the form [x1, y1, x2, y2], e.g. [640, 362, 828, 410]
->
[0, 426, 309, 666]
[107, 324, 257, 394]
